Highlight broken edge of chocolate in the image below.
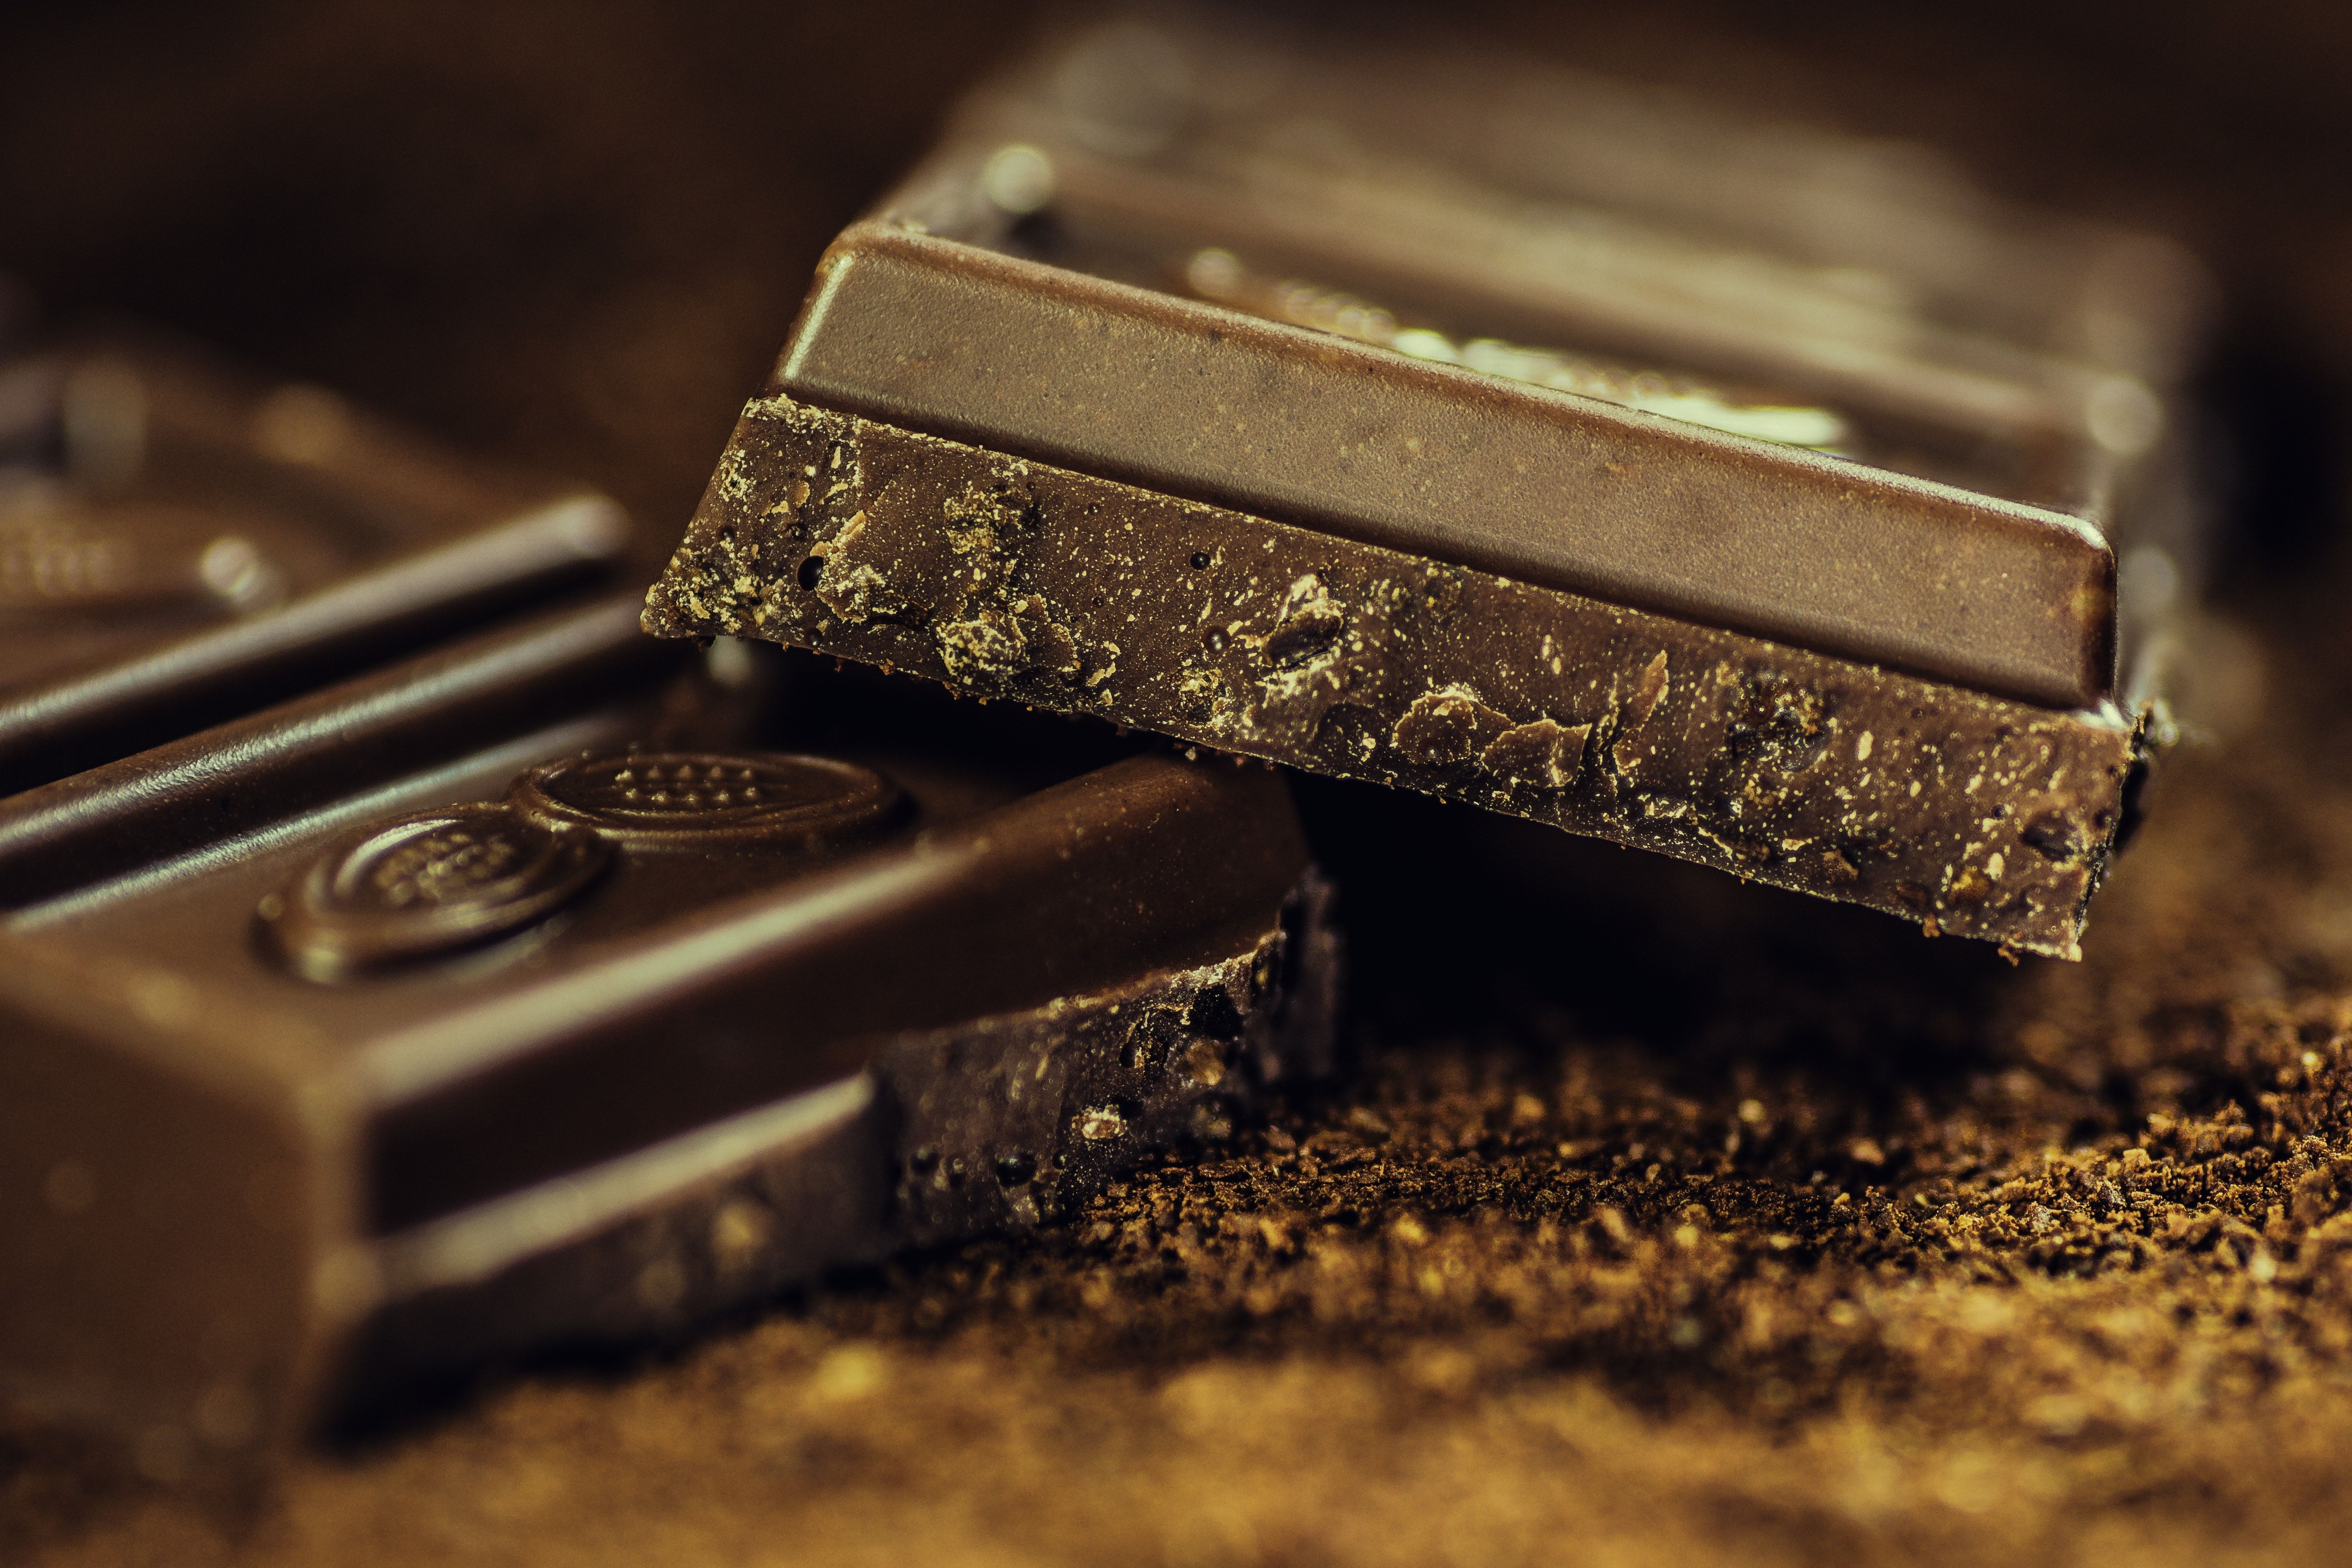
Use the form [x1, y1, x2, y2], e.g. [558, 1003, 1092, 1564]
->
[645, 396, 2140, 958]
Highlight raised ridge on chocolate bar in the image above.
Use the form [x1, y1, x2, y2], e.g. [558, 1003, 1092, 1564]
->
[0, 332, 630, 793]
[916, 13, 2206, 551]
[963, 15, 2207, 381]
[0, 592, 1336, 1463]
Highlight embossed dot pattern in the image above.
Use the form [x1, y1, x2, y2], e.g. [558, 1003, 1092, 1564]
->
[260, 803, 610, 981]
[345, 824, 523, 910]
[581, 758, 777, 816]
[511, 751, 900, 847]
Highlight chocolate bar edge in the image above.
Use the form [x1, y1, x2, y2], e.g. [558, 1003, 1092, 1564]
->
[778, 222, 2114, 710]
[644, 394, 2143, 959]
[0, 863, 1337, 1459]
[340, 872, 1338, 1417]
[0, 601, 1339, 1462]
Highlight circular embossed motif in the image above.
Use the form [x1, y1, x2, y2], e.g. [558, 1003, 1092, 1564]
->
[507, 751, 900, 850]
[259, 802, 610, 981]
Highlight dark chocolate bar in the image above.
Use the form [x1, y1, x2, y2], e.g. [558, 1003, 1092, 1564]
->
[0, 593, 1335, 1467]
[0, 334, 629, 793]
[643, 15, 2208, 957]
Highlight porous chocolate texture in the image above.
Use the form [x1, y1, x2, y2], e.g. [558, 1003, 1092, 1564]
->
[645, 397, 2141, 958]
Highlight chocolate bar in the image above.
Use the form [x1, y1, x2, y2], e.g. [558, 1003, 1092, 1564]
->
[0, 592, 1334, 1467]
[642, 14, 2210, 958]
[0, 332, 629, 793]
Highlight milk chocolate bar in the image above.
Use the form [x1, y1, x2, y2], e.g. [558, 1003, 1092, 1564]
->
[0, 595, 1335, 1465]
[644, 16, 2209, 957]
[0, 333, 629, 793]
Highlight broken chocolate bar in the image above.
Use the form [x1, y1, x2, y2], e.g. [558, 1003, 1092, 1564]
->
[0, 332, 629, 793]
[644, 14, 2210, 958]
[0, 593, 1335, 1468]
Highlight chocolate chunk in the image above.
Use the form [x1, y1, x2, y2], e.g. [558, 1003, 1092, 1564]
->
[0, 336, 629, 793]
[0, 595, 1337, 1457]
[774, 225, 2116, 710]
[644, 18, 2207, 956]
[649, 399, 2134, 958]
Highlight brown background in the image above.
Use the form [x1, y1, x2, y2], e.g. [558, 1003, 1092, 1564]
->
[7, 3, 2352, 1563]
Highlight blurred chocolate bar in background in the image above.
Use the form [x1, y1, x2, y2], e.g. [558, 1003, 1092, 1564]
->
[0, 323, 629, 794]
[645, 8, 2219, 958]
[0, 594, 1335, 1464]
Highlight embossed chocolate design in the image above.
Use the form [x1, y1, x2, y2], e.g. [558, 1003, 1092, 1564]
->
[260, 802, 610, 982]
[1, 595, 1330, 1456]
[260, 753, 906, 980]
[508, 750, 900, 849]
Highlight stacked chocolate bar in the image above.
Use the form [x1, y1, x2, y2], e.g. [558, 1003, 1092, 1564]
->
[2, 10, 2207, 1470]
[0, 326, 1335, 1466]
[646, 13, 2209, 960]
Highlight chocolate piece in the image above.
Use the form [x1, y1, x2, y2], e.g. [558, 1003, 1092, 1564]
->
[644, 17, 2201, 956]
[0, 594, 1335, 1462]
[0, 335, 629, 793]
[651, 399, 2131, 956]
[771, 225, 2114, 709]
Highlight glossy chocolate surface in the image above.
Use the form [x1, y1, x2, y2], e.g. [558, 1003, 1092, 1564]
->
[0, 336, 629, 791]
[743, 15, 2215, 711]
[781, 224, 2114, 708]
[0, 593, 1330, 1457]
[950, 16, 2207, 382]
